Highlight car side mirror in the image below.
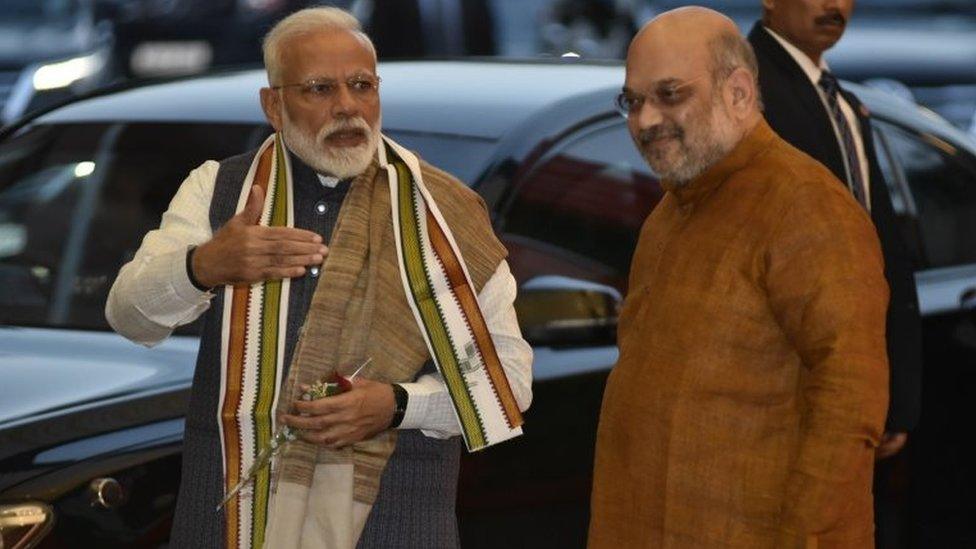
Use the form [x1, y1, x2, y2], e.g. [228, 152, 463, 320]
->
[515, 276, 621, 348]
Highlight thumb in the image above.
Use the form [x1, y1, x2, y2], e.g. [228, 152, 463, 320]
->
[236, 185, 265, 225]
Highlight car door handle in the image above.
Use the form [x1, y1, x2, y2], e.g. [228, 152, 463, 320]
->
[89, 477, 125, 509]
[961, 287, 976, 311]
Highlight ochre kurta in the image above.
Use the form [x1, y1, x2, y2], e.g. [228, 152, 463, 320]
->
[589, 120, 889, 548]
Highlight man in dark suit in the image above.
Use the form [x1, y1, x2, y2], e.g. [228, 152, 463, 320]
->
[748, 2, 922, 544]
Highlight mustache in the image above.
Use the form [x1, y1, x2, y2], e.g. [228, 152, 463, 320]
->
[319, 117, 371, 140]
[814, 11, 846, 26]
[637, 123, 684, 146]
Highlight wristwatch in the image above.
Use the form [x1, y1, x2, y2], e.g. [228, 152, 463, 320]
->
[389, 383, 408, 429]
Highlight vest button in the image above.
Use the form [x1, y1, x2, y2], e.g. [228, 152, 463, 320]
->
[309, 266, 320, 278]
[314, 201, 328, 215]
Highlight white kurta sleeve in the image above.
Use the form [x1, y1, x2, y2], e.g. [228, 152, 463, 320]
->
[397, 260, 534, 439]
[105, 160, 220, 347]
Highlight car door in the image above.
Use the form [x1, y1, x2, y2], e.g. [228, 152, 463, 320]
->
[0, 120, 269, 547]
[872, 118, 976, 547]
[457, 117, 662, 549]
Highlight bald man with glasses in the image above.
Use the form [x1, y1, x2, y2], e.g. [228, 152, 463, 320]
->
[590, 8, 889, 548]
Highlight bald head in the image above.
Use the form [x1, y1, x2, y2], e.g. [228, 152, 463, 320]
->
[622, 7, 762, 184]
[628, 7, 759, 104]
[630, 6, 739, 57]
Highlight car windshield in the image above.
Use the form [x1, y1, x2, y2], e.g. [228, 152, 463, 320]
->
[1, 0, 80, 21]
[0, 121, 269, 330]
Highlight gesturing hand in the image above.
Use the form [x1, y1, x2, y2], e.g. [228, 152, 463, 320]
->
[280, 378, 396, 449]
[192, 185, 328, 287]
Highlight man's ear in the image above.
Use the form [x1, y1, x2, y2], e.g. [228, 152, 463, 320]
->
[260, 88, 283, 132]
[725, 68, 756, 119]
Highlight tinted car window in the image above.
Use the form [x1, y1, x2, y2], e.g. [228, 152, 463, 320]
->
[875, 120, 976, 268]
[385, 130, 496, 185]
[501, 122, 663, 292]
[0, 122, 269, 330]
[871, 126, 928, 269]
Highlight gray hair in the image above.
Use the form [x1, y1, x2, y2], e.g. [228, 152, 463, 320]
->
[262, 7, 377, 84]
[709, 30, 763, 109]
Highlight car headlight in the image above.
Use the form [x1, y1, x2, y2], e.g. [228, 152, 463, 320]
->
[0, 502, 55, 549]
[32, 52, 105, 91]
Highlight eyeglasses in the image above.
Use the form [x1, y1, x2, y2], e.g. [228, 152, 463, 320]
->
[614, 75, 706, 117]
[271, 74, 381, 102]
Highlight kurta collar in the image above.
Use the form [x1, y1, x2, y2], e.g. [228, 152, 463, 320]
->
[663, 119, 775, 207]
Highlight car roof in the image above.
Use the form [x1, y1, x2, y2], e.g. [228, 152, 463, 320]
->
[31, 58, 975, 158]
[845, 81, 976, 154]
[37, 60, 626, 140]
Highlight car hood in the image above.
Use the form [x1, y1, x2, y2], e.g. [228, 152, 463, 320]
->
[0, 327, 197, 427]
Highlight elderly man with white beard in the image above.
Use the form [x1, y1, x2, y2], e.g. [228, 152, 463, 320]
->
[105, 7, 532, 549]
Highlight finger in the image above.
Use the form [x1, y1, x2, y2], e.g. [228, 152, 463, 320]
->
[299, 430, 349, 449]
[253, 240, 328, 257]
[294, 429, 334, 446]
[236, 185, 266, 226]
[281, 413, 341, 431]
[255, 266, 308, 281]
[292, 393, 354, 415]
[260, 253, 322, 269]
[319, 425, 354, 449]
[875, 432, 908, 460]
[257, 226, 323, 244]
[230, 266, 306, 284]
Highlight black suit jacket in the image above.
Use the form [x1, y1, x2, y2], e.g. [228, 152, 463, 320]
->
[748, 22, 922, 431]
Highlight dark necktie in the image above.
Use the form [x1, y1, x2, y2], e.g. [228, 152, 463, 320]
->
[818, 70, 868, 210]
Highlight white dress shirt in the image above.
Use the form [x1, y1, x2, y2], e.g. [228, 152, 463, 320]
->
[764, 26, 872, 208]
[105, 160, 533, 439]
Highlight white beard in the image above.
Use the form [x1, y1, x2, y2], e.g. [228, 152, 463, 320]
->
[281, 112, 381, 179]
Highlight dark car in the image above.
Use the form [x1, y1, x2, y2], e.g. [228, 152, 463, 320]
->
[101, 0, 355, 80]
[0, 0, 114, 125]
[0, 60, 974, 548]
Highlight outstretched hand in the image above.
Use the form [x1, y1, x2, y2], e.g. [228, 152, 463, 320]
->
[192, 185, 328, 287]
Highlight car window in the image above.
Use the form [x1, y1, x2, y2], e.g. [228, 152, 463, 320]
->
[871, 126, 928, 269]
[0, 122, 270, 331]
[499, 121, 663, 293]
[874, 119, 976, 269]
[385, 130, 496, 185]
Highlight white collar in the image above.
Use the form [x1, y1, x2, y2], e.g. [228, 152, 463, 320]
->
[316, 174, 341, 188]
[763, 26, 831, 88]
